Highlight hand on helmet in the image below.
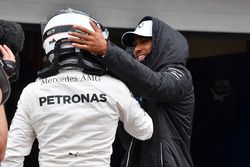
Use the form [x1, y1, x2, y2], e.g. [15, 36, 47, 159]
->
[68, 20, 108, 56]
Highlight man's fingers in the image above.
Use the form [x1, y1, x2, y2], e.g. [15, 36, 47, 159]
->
[89, 19, 102, 33]
[68, 31, 84, 39]
[71, 43, 89, 50]
[0, 45, 15, 62]
[68, 37, 81, 45]
[67, 20, 106, 55]
[68, 32, 94, 44]
[72, 24, 93, 35]
[0, 45, 8, 58]
[3, 45, 15, 62]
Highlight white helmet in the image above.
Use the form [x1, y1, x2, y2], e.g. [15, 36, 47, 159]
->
[41, 8, 109, 62]
[37, 8, 109, 78]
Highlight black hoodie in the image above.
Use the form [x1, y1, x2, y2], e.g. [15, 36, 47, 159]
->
[102, 16, 195, 167]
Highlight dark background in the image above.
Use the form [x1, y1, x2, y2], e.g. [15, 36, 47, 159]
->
[4, 24, 250, 167]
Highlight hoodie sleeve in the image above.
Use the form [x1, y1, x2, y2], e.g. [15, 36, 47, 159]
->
[102, 42, 193, 102]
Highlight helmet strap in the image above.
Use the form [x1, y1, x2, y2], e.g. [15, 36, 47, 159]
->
[38, 39, 107, 78]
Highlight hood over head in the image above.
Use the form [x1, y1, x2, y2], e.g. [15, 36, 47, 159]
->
[123, 16, 189, 71]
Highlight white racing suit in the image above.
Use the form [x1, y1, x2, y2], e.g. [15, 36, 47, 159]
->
[1, 69, 153, 167]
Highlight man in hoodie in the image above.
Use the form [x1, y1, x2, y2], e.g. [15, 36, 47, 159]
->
[68, 16, 195, 167]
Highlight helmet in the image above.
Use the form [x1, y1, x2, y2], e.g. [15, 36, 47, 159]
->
[41, 8, 109, 62]
[38, 8, 109, 78]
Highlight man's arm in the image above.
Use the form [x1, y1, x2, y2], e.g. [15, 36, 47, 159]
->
[67, 21, 193, 102]
[0, 44, 16, 161]
[113, 83, 153, 140]
[104, 43, 193, 101]
[1, 86, 36, 166]
[0, 45, 16, 104]
[0, 93, 8, 161]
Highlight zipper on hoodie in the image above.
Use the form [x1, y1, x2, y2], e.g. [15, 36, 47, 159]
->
[125, 138, 134, 167]
[160, 142, 163, 167]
